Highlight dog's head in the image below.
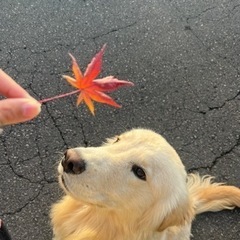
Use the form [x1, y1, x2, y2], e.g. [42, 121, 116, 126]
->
[58, 128, 193, 230]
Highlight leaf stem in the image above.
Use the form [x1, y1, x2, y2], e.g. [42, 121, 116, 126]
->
[39, 89, 80, 103]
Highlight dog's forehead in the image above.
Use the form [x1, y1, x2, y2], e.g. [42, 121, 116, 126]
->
[103, 129, 169, 157]
[116, 129, 182, 164]
[119, 128, 163, 143]
[104, 129, 152, 147]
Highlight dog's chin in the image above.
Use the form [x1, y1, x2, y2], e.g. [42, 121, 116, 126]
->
[58, 175, 111, 208]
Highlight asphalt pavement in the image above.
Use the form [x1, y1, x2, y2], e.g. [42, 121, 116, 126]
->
[0, 0, 239, 239]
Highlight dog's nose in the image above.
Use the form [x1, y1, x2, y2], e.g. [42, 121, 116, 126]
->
[62, 149, 86, 174]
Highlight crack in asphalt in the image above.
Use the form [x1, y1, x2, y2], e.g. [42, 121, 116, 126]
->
[205, 90, 240, 112]
[8, 162, 38, 184]
[68, 104, 89, 147]
[184, 23, 240, 75]
[1, 184, 44, 217]
[76, 118, 89, 147]
[28, 79, 68, 149]
[44, 104, 68, 148]
[169, 1, 240, 68]
[184, 90, 240, 115]
[0, 127, 16, 165]
[0, 132, 46, 217]
[1, 128, 46, 184]
[169, 0, 240, 21]
[91, 21, 138, 41]
[188, 135, 240, 173]
[232, 3, 240, 12]
[2, 43, 71, 75]
[186, 6, 218, 21]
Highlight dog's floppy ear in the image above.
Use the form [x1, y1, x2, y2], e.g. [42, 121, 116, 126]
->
[157, 198, 194, 232]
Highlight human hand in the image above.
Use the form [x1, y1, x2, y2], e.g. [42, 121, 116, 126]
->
[0, 69, 41, 126]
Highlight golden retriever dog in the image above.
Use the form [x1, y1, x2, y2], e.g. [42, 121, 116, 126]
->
[51, 128, 240, 240]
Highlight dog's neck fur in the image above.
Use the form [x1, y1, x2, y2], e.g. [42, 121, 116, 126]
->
[51, 195, 165, 240]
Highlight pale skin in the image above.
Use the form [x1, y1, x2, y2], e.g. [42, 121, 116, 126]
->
[0, 69, 41, 126]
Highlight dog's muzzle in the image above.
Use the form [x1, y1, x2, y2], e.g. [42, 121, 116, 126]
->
[62, 149, 86, 174]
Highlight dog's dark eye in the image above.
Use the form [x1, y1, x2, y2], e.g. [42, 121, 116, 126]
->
[132, 164, 146, 181]
[114, 137, 120, 143]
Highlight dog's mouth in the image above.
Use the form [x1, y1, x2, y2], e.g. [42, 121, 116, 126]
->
[60, 175, 69, 192]
[59, 173, 109, 209]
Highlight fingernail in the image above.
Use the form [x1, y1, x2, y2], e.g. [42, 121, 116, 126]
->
[22, 100, 41, 118]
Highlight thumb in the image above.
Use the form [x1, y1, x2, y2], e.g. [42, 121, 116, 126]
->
[0, 98, 41, 126]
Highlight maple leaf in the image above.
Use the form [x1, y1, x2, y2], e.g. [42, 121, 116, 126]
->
[62, 44, 134, 115]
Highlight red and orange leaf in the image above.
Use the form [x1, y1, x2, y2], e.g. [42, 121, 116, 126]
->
[40, 45, 133, 112]
[87, 90, 121, 108]
[83, 44, 106, 84]
[61, 44, 134, 115]
[83, 92, 95, 115]
[62, 75, 79, 89]
[76, 91, 84, 106]
[93, 76, 134, 92]
[68, 53, 83, 86]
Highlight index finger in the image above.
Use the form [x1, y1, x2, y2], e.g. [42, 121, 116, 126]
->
[0, 69, 30, 98]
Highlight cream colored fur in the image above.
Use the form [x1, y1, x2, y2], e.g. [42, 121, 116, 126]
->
[51, 129, 240, 240]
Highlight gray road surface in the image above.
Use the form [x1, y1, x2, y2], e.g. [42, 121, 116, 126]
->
[0, 0, 239, 239]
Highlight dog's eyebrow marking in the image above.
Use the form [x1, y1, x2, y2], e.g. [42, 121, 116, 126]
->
[114, 136, 120, 143]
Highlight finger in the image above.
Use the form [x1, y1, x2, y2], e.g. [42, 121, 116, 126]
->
[0, 98, 41, 126]
[0, 69, 30, 98]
